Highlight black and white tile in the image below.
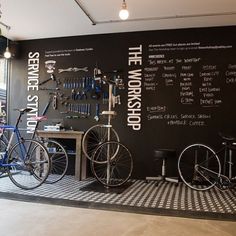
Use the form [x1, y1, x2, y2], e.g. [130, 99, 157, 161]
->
[0, 175, 235, 220]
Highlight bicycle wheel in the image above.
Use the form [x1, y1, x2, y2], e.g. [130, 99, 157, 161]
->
[0, 139, 7, 176]
[41, 139, 68, 184]
[82, 124, 119, 163]
[91, 141, 133, 187]
[7, 139, 50, 190]
[178, 144, 221, 191]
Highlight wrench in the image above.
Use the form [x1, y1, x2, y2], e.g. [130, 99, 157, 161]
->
[94, 103, 100, 121]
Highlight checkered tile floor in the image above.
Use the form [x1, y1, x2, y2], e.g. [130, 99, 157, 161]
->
[0, 175, 235, 220]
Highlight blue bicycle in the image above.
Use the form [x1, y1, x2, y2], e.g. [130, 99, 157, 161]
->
[0, 108, 51, 190]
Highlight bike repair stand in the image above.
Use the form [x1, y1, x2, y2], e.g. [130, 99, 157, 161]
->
[81, 76, 131, 193]
[101, 82, 117, 188]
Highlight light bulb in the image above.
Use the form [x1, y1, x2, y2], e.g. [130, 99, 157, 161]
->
[119, 1, 129, 20]
[4, 47, 11, 59]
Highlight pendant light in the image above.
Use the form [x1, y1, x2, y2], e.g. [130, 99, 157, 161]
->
[4, 40, 11, 59]
[119, 0, 129, 20]
[0, 4, 11, 59]
[4, 28, 11, 59]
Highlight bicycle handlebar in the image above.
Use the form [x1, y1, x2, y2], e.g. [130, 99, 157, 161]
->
[94, 69, 124, 88]
[14, 108, 33, 114]
[219, 132, 236, 142]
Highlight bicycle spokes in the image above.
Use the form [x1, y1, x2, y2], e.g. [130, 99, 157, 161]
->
[82, 125, 119, 163]
[91, 141, 133, 187]
[178, 144, 221, 191]
[7, 139, 50, 190]
[195, 164, 219, 186]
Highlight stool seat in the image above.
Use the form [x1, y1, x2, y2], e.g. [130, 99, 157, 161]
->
[154, 149, 176, 159]
[146, 148, 179, 186]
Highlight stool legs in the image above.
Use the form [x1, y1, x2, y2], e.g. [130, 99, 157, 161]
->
[146, 149, 179, 186]
[162, 157, 166, 176]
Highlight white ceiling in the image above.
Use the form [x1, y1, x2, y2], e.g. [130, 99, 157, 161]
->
[1, 0, 236, 41]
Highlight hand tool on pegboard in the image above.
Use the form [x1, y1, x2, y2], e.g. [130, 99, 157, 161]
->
[75, 104, 79, 113]
[60, 111, 68, 114]
[80, 91, 87, 100]
[39, 74, 61, 88]
[65, 115, 79, 119]
[102, 91, 109, 104]
[39, 87, 60, 91]
[74, 91, 80, 100]
[81, 104, 84, 115]
[76, 77, 79, 89]
[48, 91, 65, 110]
[67, 103, 71, 112]
[60, 95, 70, 105]
[87, 104, 91, 117]
[90, 79, 99, 99]
[58, 67, 88, 73]
[71, 89, 76, 100]
[67, 78, 71, 89]
[52, 95, 57, 110]
[94, 103, 100, 121]
[63, 78, 68, 89]
[82, 77, 86, 89]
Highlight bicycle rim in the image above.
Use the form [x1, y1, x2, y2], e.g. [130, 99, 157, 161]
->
[91, 141, 133, 187]
[82, 124, 119, 163]
[43, 139, 69, 184]
[7, 139, 50, 190]
[0, 139, 7, 176]
[178, 144, 221, 191]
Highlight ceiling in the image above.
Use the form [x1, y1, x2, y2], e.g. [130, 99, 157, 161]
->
[0, 0, 236, 41]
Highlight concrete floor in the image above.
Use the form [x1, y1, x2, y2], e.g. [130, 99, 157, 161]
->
[0, 199, 235, 236]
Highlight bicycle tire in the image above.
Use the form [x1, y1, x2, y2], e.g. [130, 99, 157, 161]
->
[0, 139, 7, 176]
[91, 141, 133, 187]
[178, 143, 221, 191]
[7, 139, 50, 190]
[82, 124, 119, 163]
[41, 139, 69, 184]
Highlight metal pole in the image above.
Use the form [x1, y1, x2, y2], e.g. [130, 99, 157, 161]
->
[106, 84, 113, 186]
[73, 0, 96, 25]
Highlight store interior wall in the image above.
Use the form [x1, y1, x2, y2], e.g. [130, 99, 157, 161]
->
[8, 26, 236, 178]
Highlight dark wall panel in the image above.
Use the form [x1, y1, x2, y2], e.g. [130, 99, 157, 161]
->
[9, 26, 236, 178]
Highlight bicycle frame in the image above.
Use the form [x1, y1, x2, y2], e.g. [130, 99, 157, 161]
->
[0, 108, 53, 190]
[0, 124, 27, 168]
[214, 143, 235, 179]
[0, 108, 40, 169]
[189, 143, 234, 190]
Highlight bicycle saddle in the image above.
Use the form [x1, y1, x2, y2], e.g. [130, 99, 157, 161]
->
[219, 132, 236, 141]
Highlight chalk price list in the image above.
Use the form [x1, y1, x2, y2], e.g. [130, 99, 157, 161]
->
[143, 42, 236, 126]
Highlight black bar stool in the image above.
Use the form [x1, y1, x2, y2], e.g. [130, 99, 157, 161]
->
[146, 149, 179, 186]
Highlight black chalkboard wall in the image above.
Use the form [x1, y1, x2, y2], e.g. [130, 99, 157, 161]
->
[9, 26, 236, 178]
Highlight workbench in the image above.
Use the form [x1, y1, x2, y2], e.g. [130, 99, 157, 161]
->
[37, 130, 86, 180]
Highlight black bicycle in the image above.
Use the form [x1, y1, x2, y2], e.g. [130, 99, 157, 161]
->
[178, 133, 236, 191]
